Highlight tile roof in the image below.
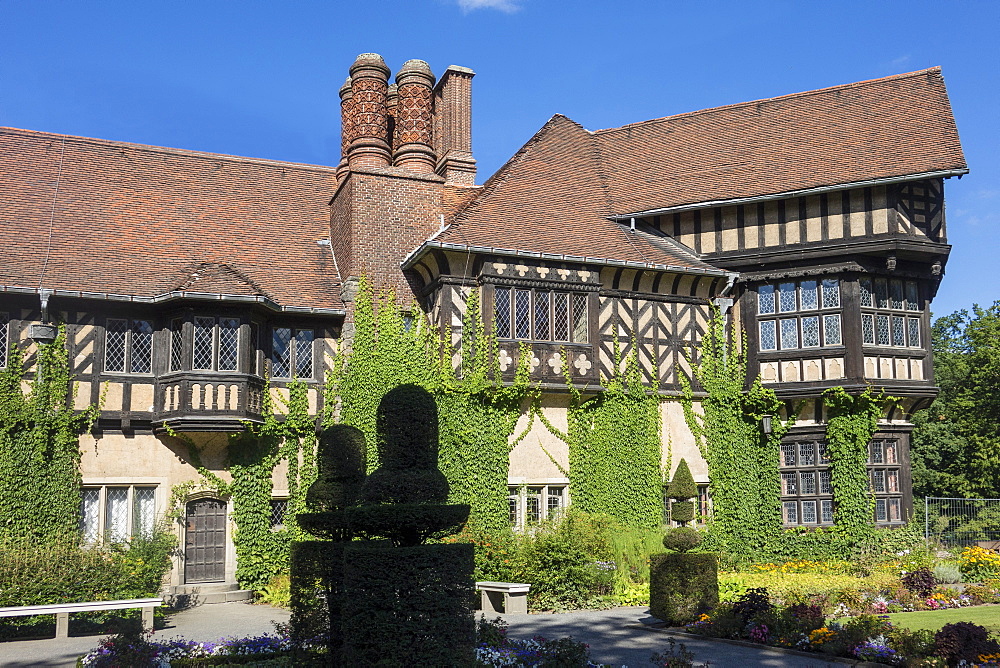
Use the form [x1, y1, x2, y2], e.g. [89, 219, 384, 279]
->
[0, 127, 342, 311]
[437, 115, 720, 273]
[441, 68, 966, 260]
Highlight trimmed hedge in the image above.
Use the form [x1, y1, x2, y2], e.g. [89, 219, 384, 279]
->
[289, 541, 345, 653]
[650, 553, 719, 625]
[341, 542, 476, 667]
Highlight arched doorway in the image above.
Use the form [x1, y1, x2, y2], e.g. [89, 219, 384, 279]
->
[184, 498, 227, 583]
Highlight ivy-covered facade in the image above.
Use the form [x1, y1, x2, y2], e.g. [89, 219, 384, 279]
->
[0, 56, 966, 591]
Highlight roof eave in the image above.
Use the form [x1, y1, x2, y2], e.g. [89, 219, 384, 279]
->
[0, 286, 346, 316]
[402, 240, 734, 278]
[608, 168, 970, 221]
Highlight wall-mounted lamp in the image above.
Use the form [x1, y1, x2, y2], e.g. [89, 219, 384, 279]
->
[760, 414, 773, 436]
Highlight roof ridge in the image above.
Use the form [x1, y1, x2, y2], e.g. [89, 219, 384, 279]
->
[0, 126, 339, 174]
[592, 67, 944, 135]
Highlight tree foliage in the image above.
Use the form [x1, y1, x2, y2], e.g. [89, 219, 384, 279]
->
[912, 302, 1000, 498]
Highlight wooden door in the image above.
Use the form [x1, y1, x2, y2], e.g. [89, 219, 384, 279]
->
[184, 498, 227, 583]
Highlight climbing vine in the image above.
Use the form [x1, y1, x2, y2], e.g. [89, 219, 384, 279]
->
[550, 341, 663, 529]
[329, 278, 531, 536]
[680, 307, 790, 559]
[0, 325, 101, 541]
[823, 386, 895, 538]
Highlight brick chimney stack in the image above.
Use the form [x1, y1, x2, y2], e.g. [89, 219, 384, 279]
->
[336, 77, 354, 182]
[392, 60, 437, 173]
[433, 66, 477, 185]
[347, 53, 391, 169]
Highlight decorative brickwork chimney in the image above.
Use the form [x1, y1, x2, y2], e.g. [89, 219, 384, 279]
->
[347, 53, 391, 169]
[386, 83, 398, 158]
[433, 66, 477, 185]
[337, 77, 354, 182]
[392, 60, 437, 174]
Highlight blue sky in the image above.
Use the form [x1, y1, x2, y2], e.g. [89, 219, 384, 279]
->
[3, 1, 997, 318]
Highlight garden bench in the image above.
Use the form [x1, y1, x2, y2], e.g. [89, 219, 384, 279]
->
[0, 597, 163, 638]
[476, 581, 530, 614]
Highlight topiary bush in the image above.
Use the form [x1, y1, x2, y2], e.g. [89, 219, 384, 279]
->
[662, 527, 702, 553]
[649, 553, 718, 625]
[665, 459, 697, 527]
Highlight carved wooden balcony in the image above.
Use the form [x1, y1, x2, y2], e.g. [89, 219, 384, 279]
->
[153, 372, 266, 431]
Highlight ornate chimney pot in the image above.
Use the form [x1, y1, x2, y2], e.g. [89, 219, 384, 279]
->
[392, 59, 437, 173]
[337, 76, 354, 181]
[348, 53, 391, 169]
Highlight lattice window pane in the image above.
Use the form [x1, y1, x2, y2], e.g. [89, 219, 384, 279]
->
[862, 314, 875, 345]
[906, 282, 920, 311]
[892, 315, 905, 346]
[859, 277, 874, 308]
[106, 487, 129, 543]
[801, 316, 820, 347]
[872, 470, 886, 493]
[130, 320, 153, 373]
[821, 499, 834, 523]
[218, 319, 239, 371]
[870, 440, 884, 464]
[875, 499, 887, 522]
[271, 327, 292, 378]
[105, 319, 128, 372]
[889, 498, 901, 521]
[780, 443, 797, 466]
[547, 487, 564, 519]
[819, 470, 832, 494]
[908, 318, 920, 347]
[801, 500, 817, 523]
[823, 314, 842, 346]
[295, 329, 314, 378]
[890, 280, 905, 310]
[783, 501, 798, 524]
[799, 442, 815, 466]
[526, 488, 541, 524]
[533, 291, 550, 341]
[552, 293, 569, 341]
[888, 470, 899, 493]
[170, 319, 184, 371]
[80, 488, 100, 543]
[885, 441, 898, 464]
[0, 314, 9, 369]
[819, 444, 830, 463]
[877, 315, 890, 346]
[758, 285, 775, 315]
[759, 320, 776, 351]
[800, 281, 818, 310]
[821, 279, 840, 308]
[875, 279, 889, 308]
[514, 290, 531, 339]
[779, 318, 798, 349]
[193, 317, 215, 370]
[133, 487, 156, 538]
[494, 287, 511, 338]
[801, 474, 816, 495]
[778, 283, 797, 312]
[572, 294, 588, 343]
[270, 499, 288, 529]
[781, 472, 797, 495]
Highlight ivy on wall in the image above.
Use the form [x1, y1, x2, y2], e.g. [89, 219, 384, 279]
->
[0, 326, 101, 541]
[823, 386, 894, 538]
[536, 341, 663, 529]
[680, 308, 789, 559]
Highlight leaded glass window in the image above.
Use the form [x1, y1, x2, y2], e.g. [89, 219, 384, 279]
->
[0, 313, 7, 368]
[823, 314, 842, 346]
[133, 487, 156, 538]
[875, 498, 888, 522]
[906, 282, 920, 311]
[193, 317, 215, 370]
[271, 327, 291, 378]
[81, 485, 158, 544]
[821, 279, 840, 308]
[802, 500, 817, 523]
[783, 502, 798, 524]
[514, 290, 531, 339]
[294, 329, 314, 378]
[270, 499, 288, 529]
[890, 280, 905, 310]
[781, 472, 797, 495]
[494, 287, 511, 338]
[892, 315, 905, 346]
[130, 321, 153, 373]
[758, 285, 775, 315]
[170, 319, 184, 371]
[218, 319, 239, 372]
[801, 472, 816, 494]
[105, 319, 128, 372]
[800, 280, 818, 310]
[778, 282, 797, 312]
[573, 294, 588, 343]
[821, 500, 834, 523]
[106, 487, 130, 543]
[759, 320, 777, 351]
[908, 318, 920, 347]
[780, 318, 798, 349]
[802, 316, 820, 347]
[781, 443, 796, 466]
[860, 277, 874, 308]
[875, 279, 889, 308]
[534, 292, 550, 341]
[819, 471, 832, 494]
[553, 293, 569, 341]
[862, 314, 875, 345]
[80, 488, 100, 543]
[800, 442, 815, 466]
[877, 315, 890, 346]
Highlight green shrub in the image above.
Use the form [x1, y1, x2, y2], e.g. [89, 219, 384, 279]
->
[933, 562, 962, 584]
[257, 574, 290, 608]
[663, 527, 702, 553]
[665, 460, 697, 527]
[649, 553, 719, 625]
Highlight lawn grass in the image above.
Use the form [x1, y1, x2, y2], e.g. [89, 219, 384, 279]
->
[881, 605, 1000, 635]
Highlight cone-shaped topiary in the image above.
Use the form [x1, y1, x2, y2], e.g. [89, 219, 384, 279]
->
[666, 459, 697, 526]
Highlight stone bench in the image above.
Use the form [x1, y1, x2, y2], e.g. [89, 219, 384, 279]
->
[0, 597, 163, 638]
[475, 581, 531, 614]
